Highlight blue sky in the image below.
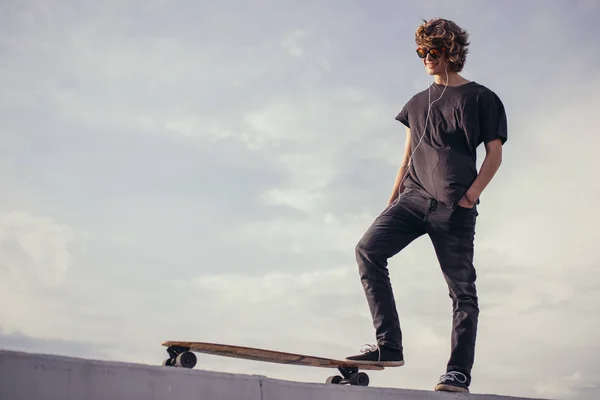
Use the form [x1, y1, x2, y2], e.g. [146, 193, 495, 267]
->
[1, 1, 599, 399]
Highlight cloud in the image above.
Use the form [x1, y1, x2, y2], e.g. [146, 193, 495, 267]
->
[0, 211, 76, 287]
[0, 329, 110, 360]
[281, 29, 311, 58]
[0, 210, 85, 341]
[534, 372, 600, 400]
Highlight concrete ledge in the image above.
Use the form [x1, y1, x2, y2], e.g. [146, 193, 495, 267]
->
[0, 349, 547, 400]
[260, 376, 547, 400]
[0, 349, 261, 400]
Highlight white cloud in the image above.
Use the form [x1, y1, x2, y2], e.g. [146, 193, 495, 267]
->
[241, 90, 397, 214]
[0, 211, 81, 339]
[281, 29, 311, 58]
[0, 211, 76, 287]
[534, 372, 600, 400]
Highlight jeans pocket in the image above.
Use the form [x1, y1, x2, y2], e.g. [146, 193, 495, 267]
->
[455, 203, 478, 216]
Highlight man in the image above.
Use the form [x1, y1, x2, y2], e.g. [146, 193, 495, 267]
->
[345, 18, 507, 393]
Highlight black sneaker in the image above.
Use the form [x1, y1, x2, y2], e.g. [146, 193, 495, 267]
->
[345, 344, 404, 366]
[434, 371, 470, 393]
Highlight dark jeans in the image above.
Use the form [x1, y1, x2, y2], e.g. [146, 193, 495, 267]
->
[355, 189, 479, 379]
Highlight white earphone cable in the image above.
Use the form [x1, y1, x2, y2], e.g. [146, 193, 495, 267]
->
[386, 63, 449, 211]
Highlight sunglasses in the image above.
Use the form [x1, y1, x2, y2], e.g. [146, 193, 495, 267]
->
[416, 46, 447, 59]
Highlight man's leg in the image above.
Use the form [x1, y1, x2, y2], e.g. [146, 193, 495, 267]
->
[346, 191, 427, 364]
[428, 204, 479, 392]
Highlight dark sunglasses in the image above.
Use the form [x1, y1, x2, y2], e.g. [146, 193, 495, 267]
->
[416, 46, 447, 59]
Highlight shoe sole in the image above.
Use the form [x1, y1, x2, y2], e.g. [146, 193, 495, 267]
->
[434, 383, 469, 393]
[344, 359, 405, 367]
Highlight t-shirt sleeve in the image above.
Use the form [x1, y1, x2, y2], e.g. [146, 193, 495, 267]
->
[395, 102, 410, 128]
[478, 90, 508, 145]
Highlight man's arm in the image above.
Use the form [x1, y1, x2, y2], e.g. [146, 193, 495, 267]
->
[388, 127, 412, 205]
[460, 138, 503, 207]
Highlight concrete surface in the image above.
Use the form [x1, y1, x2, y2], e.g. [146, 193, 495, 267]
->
[0, 349, 548, 400]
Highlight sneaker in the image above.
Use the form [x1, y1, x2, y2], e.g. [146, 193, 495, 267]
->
[434, 371, 470, 393]
[345, 344, 404, 366]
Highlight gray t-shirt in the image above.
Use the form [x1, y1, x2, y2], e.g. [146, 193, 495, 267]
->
[395, 81, 508, 207]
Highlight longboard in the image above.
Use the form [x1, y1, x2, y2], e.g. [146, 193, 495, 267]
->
[161, 340, 400, 386]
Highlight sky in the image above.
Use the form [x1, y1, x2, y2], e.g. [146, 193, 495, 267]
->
[1, 0, 599, 399]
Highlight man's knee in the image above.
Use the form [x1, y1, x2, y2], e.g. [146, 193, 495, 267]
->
[355, 233, 371, 263]
[355, 228, 382, 271]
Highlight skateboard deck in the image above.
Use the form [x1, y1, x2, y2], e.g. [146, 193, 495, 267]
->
[161, 340, 399, 386]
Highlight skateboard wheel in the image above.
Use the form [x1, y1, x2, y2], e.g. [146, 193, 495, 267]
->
[175, 351, 197, 369]
[326, 375, 343, 384]
[162, 358, 175, 367]
[349, 372, 369, 386]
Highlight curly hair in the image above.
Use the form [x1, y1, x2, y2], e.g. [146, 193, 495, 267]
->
[415, 18, 470, 72]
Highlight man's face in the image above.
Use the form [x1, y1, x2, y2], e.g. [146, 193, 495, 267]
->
[416, 46, 449, 75]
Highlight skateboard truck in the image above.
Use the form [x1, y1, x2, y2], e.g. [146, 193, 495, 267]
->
[163, 345, 197, 368]
[326, 366, 369, 386]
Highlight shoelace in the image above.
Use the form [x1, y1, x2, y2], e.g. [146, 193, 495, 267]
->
[439, 371, 467, 384]
[359, 344, 381, 361]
